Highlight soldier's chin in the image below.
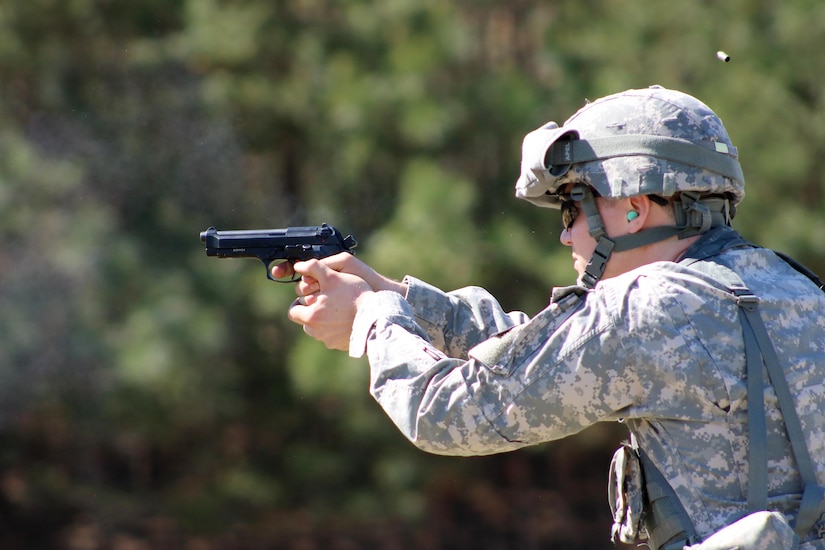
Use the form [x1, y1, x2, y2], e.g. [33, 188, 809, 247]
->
[572, 257, 586, 278]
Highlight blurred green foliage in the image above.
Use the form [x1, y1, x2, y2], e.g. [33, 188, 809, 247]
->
[1, 0, 824, 547]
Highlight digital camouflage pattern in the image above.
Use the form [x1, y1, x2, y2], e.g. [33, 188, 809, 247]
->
[685, 511, 797, 549]
[348, 226, 825, 547]
[515, 86, 746, 209]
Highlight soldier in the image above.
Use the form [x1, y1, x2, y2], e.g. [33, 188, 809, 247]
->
[274, 86, 825, 549]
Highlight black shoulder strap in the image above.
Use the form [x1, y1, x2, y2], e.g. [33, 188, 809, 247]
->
[636, 445, 697, 549]
[773, 250, 825, 292]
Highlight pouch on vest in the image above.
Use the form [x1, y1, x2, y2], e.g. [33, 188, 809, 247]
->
[608, 442, 645, 544]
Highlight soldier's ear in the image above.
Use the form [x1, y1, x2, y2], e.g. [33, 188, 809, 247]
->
[625, 196, 651, 233]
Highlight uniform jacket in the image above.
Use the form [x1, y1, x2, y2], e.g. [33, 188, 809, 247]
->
[348, 226, 825, 544]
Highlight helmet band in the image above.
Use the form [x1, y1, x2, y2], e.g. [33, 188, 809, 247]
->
[545, 135, 743, 185]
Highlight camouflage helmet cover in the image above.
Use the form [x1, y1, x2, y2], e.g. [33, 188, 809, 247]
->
[515, 86, 745, 208]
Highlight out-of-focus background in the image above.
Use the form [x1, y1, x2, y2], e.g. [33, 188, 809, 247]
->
[2, 0, 824, 548]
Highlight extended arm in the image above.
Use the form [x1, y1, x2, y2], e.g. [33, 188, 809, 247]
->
[349, 287, 640, 455]
[278, 254, 527, 357]
[283, 258, 644, 457]
[402, 276, 530, 358]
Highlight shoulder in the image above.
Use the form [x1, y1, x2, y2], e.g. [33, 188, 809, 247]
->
[580, 261, 751, 352]
[595, 261, 732, 310]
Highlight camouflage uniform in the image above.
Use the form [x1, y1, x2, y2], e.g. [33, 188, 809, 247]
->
[349, 225, 825, 547]
[346, 87, 825, 547]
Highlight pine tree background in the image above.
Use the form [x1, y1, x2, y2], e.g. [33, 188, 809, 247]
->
[1, 1, 824, 547]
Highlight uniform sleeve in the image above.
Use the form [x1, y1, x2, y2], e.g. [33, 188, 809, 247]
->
[349, 284, 644, 456]
[401, 276, 530, 358]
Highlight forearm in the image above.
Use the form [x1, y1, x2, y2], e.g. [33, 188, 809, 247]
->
[402, 276, 530, 358]
[350, 291, 528, 455]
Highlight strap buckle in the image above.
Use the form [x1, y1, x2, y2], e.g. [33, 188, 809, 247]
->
[732, 287, 759, 311]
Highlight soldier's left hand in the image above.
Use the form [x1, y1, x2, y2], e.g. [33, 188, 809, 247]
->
[286, 258, 373, 351]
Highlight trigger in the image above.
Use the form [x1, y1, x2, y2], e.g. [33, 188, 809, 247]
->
[267, 259, 301, 283]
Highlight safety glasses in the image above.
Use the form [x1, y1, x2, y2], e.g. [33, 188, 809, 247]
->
[561, 199, 579, 231]
[558, 184, 594, 231]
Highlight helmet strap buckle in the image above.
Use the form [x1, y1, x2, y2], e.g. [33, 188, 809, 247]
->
[582, 236, 616, 289]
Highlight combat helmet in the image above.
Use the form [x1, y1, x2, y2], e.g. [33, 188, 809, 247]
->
[515, 85, 745, 288]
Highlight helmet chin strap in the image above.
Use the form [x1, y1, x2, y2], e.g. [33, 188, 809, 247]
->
[572, 187, 732, 289]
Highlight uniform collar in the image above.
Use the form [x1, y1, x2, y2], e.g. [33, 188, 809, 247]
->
[677, 226, 755, 266]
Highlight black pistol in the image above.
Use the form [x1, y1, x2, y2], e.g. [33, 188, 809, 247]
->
[200, 223, 357, 281]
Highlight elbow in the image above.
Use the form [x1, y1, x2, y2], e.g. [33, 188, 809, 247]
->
[402, 416, 525, 457]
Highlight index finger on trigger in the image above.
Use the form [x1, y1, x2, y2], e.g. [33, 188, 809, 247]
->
[270, 261, 295, 280]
